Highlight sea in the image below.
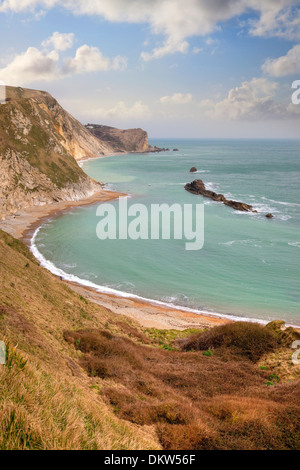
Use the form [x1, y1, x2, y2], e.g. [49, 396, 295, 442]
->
[31, 139, 300, 326]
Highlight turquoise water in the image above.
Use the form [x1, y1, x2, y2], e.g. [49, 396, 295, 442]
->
[33, 140, 300, 325]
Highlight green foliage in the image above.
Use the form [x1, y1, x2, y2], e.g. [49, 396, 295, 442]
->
[266, 381, 274, 387]
[146, 328, 203, 351]
[203, 350, 213, 357]
[269, 373, 280, 383]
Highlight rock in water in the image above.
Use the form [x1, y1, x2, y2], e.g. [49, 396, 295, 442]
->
[185, 179, 254, 212]
[266, 213, 274, 219]
[190, 167, 197, 173]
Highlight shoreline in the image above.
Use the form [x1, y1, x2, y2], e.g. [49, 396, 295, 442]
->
[0, 154, 295, 331]
[0, 174, 229, 330]
[0, 189, 126, 242]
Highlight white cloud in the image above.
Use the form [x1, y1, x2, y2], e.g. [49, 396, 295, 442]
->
[0, 0, 57, 13]
[42, 32, 74, 51]
[88, 101, 150, 120]
[160, 93, 193, 105]
[141, 38, 189, 61]
[62, 45, 127, 74]
[192, 47, 203, 54]
[200, 77, 299, 121]
[0, 1, 299, 59]
[0, 46, 58, 85]
[262, 44, 300, 76]
[0, 37, 127, 85]
[248, 0, 300, 40]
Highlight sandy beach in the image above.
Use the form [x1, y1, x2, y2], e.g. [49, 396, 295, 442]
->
[0, 185, 228, 331]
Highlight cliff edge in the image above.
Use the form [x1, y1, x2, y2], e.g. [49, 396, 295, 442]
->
[0, 87, 113, 220]
[0, 87, 158, 220]
[86, 124, 153, 153]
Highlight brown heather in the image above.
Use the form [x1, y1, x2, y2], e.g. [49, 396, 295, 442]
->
[64, 322, 300, 450]
[0, 228, 299, 450]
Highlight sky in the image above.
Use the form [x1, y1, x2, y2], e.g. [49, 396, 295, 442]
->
[0, 0, 300, 138]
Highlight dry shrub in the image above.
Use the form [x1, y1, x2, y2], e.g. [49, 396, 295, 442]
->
[64, 328, 300, 450]
[178, 322, 279, 362]
[105, 387, 192, 426]
[157, 423, 217, 450]
[113, 321, 151, 345]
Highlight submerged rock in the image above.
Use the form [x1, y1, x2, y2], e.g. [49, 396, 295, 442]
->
[266, 213, 274, 219]
[190, 167, 197, 173]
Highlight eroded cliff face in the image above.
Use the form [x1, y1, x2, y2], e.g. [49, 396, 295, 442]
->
[0, 86, 155, 220]
[0, 87, 104, 220]
[86, 124, 153, 153]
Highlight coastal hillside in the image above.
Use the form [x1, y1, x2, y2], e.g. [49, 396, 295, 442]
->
[0, 228, 299, 450]
[86, 124, 153, 153]
[0, 86, 107, 220]
[0, 87, 156, 221]
[0, 229, 160, 450]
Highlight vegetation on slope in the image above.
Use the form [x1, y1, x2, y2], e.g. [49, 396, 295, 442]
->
[0, 228, 299, 450]
[64, 324, 300, 450]
[0, 229, 160, 450]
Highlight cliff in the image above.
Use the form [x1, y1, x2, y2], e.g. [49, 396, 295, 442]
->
[0, 87, 113, 220]
[0, 87, 157, 220]
[86, 124, 152, 153]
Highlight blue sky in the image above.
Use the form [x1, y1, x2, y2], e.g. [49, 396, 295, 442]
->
[0, 0, 300, 138]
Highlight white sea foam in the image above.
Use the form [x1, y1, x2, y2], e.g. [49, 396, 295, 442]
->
[288, 242, 300, 248]
[219, 239, 262, 248]
[262, 197, 300, 208]
[206, 182, 220, 191]
[58, 263, 77, 270]
[30, 225, 299, 327]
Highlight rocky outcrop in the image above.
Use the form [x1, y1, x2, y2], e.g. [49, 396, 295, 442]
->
[185, 180, 255, 212]
[86, 124, 153, 154]
[151, 146, 170, 153]
[0, 86, 104, 220]
[190, 167, 197, 173]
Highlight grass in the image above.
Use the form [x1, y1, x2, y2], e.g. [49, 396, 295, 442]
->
[0, 228, 299, 450]
[0, 229, 160, 450]
[64, 324, 300, 450]
[145, 328, 203, 350]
